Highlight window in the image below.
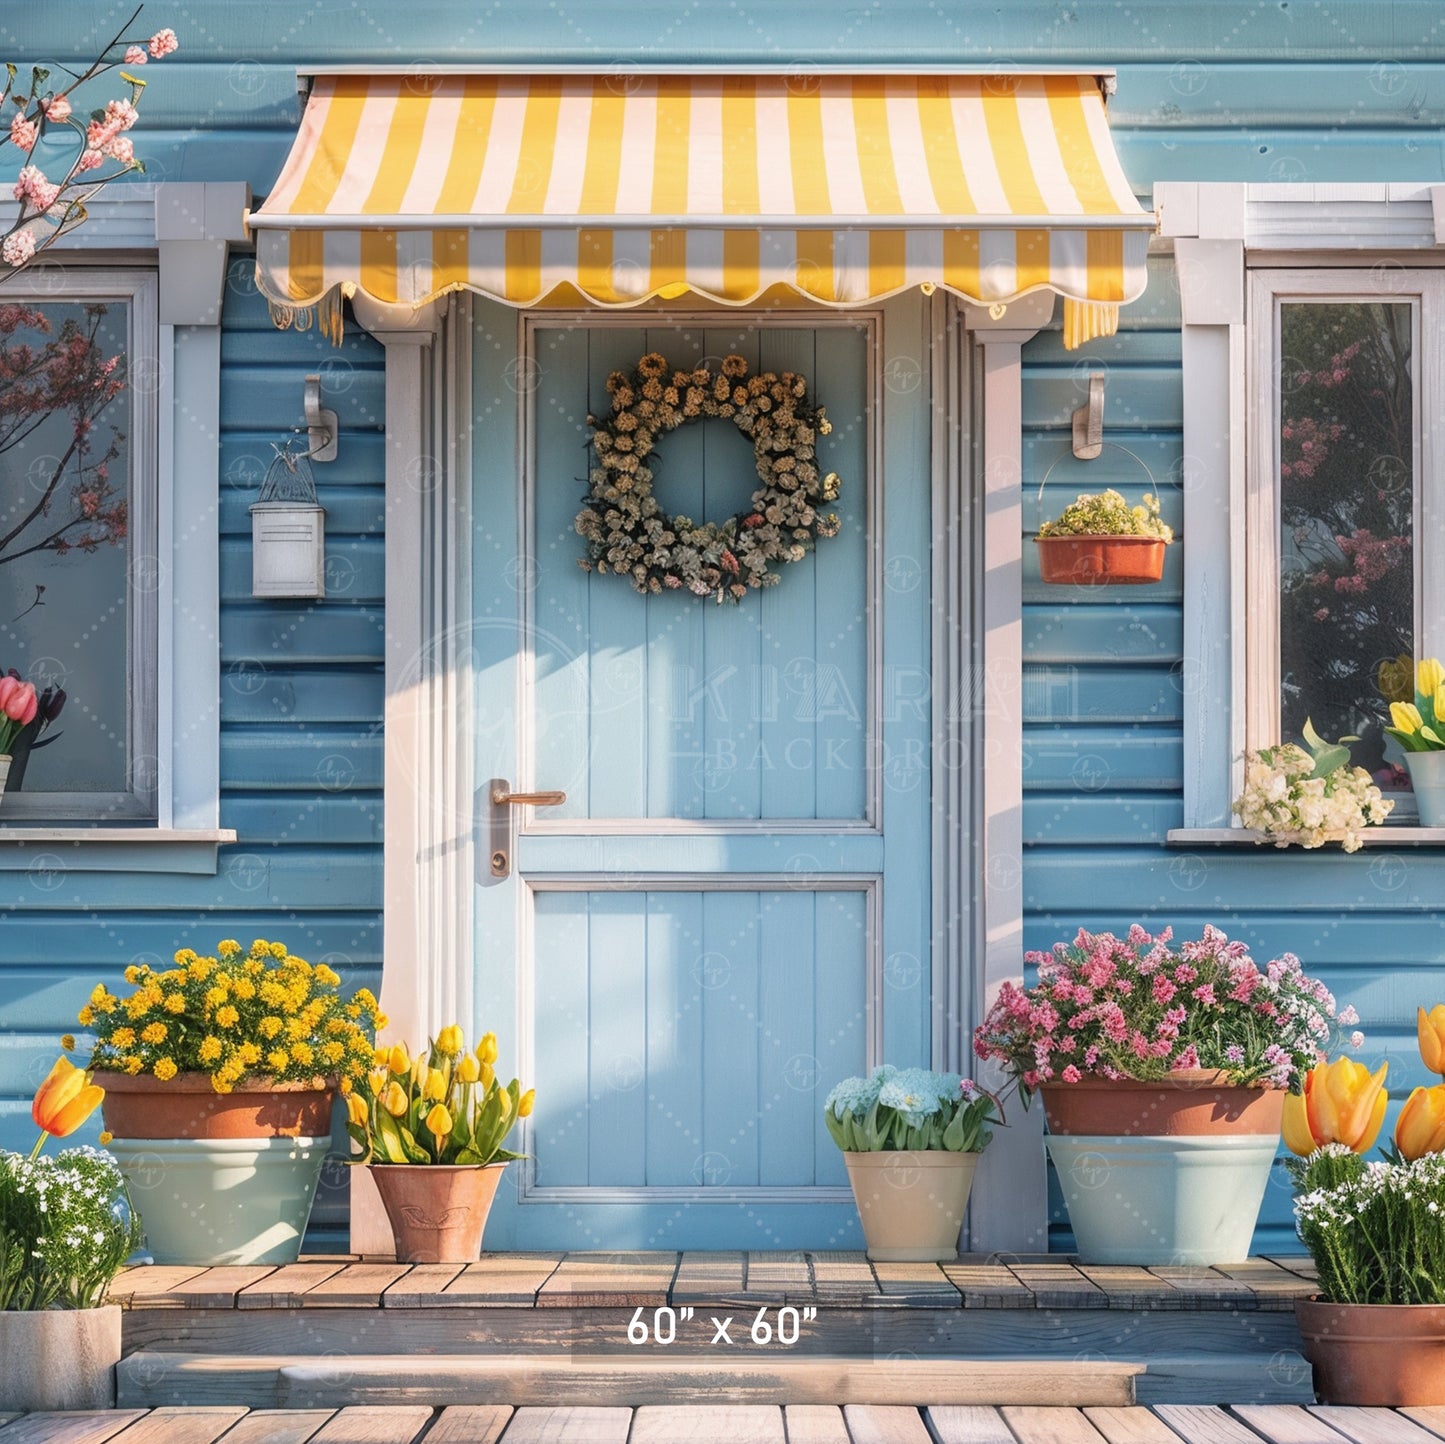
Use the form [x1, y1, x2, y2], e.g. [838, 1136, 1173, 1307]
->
[0, 270, 158, 822]
[1248, 270, 1443, 822]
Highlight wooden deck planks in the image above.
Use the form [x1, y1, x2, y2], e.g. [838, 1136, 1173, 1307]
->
[925, 1407, 1018, 1444]
[782, 1405, 852, 1443]
[1400, 1411, 1445, 1441]
[436, 1254, 563, 1306]
[867, 1261, 962, 1306]
[672, 1251, 748, 1303]
[380, 1264, 465, 1306]
[236, 1265, 346, 1310]
[493, 1407, 631, 1442]
[1310, 1408, 1445, 1444]
[841, 1404, 935, 1442]
[298, 1265, 411, 1308]
[808, 1252, 879, 1305]
[939, 1264, 1036, 1309]
[0, 1415, 148, 1444]
[1153, 1405, 1280, 1444]
[629, 1405, 785, 1442]
[129, 1268, 277, 1310]
[744, 1252, 814, 1300]
[536, 1252, 679, 1308]
[1007, 1265, 1107, 1310]
[1230, 1406, 1360, 1443]
[1002, 1408, 1110, 1444]
[106, 1409, 246, 1444]
[1076, 1267, 1193, 1310]
[203, 1411, 335, 1444]
[107, 1267, 211, 1306]
[1083, 1407, 1188, 1443]
[419, 1407, 513, 1444]
[305, 1407, 434, 1443]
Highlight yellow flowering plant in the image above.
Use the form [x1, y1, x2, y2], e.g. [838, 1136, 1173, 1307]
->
[347, 1025, 535, 1166]
[79, 938, 384, 1094]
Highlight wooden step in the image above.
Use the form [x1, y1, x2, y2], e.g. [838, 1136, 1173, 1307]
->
[115, 1352, 1142, 1410]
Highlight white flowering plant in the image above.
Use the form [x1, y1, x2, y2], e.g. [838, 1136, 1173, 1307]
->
[1233, 720, 1393, 853]
[1291, 1146, 1445, 1305]
[823, 1065, 1001, 1153]
[0, 1145, 140, 1310]
[1037, 488, 1173, 542]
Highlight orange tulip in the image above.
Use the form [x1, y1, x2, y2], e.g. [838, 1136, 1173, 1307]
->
[1395, 1085, 1445, 1161]
[1419, 1006, 1445, 1076]
[31, 1057, 105, 1139]
[1282, 1057, 1389, 1156]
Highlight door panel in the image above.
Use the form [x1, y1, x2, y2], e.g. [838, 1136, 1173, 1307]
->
[474, 299, 935, 1249]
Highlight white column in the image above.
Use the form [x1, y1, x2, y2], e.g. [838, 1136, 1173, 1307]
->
[962, 296, 1050, 1254]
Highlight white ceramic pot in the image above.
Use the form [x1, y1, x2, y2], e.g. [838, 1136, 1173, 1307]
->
[0, 1304, 121, 1410]
[0, 753, 10, 809]
[108, 1136, 328, 1265]
[1045, 1133, 1279, 1265]
[1405, 751, 1445, 828]
[842, 1150, 980, 1262]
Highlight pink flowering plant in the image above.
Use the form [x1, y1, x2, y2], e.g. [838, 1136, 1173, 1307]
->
[973, 925, 1360, 1100]
[1, 7, 177, 272]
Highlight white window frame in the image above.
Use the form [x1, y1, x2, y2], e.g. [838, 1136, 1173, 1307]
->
[1161, 180, 1445, 843]
[0, 269, 160, 823]
[0, 184, 248, 870]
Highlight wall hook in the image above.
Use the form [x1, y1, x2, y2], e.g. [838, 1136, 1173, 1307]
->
[1071, 372, 1105, 460]
[303, 373, 338, 463]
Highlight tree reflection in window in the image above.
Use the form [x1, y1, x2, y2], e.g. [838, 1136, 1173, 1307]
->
[1278, 300, 1414, 791]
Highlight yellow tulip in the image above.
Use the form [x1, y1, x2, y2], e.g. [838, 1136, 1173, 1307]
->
[387, 1044, 410, 1076]
[1435, 685, 1445, 726]
[1419, 658, 1445, 699]
[425, 1103, 452, 1141]
[481, 1062, 495, 1089]
[413, 1063, 430, 1097]
[1391, 701, 1424, 735]
[369, 1068, 390, 1096]
[423, 1070, 446, 1102]
[373, 1047, 390, 1069]
[477, 1032, 498, 1066]
[436, 1025, 465, 1057]
[380, 1081, 408, 1117]
[1395, 1085, 1445, 1161]
[456, 1055, 481, 1084]
[1283, 1057, 1389, 1156]
[346, 1092, 369, 1127]
[497, 1089, 513, 1121]
[1419, 1006, 1445, 1076]
[518, 1088, 536, 1118]
[31, 1057, 105, 1139]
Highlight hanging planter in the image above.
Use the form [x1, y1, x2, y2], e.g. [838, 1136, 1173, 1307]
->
[1036, 533, 1167, 586]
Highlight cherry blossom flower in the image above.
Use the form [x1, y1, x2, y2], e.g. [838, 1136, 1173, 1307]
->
[148, 29, 179, 58]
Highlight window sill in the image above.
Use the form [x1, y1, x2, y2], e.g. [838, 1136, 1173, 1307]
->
[0, 827, 236, 875]
[1167, 827, 1445, 847]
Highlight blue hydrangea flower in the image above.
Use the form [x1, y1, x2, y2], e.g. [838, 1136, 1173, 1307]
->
[825, 1064, 896, 1120]
[877, 1068, 962, 1127]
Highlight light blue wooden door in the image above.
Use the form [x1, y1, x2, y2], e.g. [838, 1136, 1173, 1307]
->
[472, 298, 935, 1249]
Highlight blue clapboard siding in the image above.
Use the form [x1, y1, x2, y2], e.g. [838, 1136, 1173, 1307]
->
[3, 0, 1443, 1260]
[0, 261, 386, 1247]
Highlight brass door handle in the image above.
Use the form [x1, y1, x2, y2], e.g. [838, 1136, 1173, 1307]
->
[492, 787, 567, 807]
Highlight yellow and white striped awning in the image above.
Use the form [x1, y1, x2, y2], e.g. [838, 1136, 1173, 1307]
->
[250, 71, 1154, 346]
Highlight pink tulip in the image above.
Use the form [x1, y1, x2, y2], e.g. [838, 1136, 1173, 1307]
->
[0, 677, 17, 713]
[3, 681, 36, 724]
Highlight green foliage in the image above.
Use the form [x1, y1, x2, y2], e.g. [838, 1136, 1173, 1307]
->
[1036, 489, 1173, 541]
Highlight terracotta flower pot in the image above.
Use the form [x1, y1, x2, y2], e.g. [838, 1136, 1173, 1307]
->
[1039, 1070, 1286, 1137]
[99, 1071, 336, 1139]
[0, 1305, 121, 1411]
[1035, 534, 1167, 586]
[1297, 1298, 1445, 1405]
[99, 1073, 336, 1266]
[842, 1150, 980, 1262]
[1040, 1072, 1284, 1267]
[370, 1162, 510, 1263]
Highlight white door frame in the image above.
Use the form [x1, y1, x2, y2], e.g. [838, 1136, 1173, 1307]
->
[356, 290, 1049, 1254]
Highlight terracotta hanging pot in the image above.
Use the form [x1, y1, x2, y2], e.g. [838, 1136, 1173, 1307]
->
[842, 1151, 981, 1262]
[1297, 1299, 1445, 1405]
[1040, 1070, 1285, 1267]
[1039, 1069, 1285, 1137]
[370, 1162, 510, 1263]
[1035, 534, 1167, 585]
